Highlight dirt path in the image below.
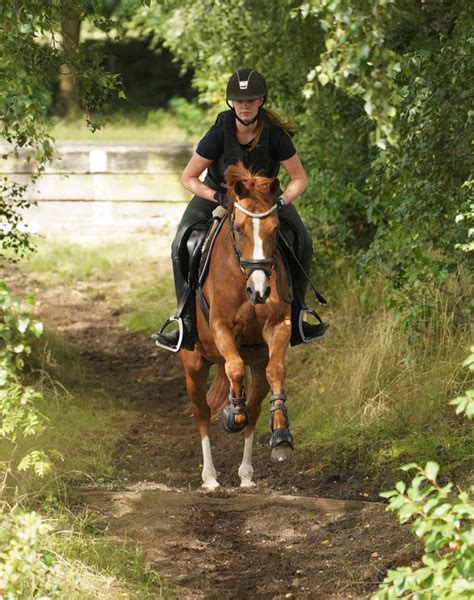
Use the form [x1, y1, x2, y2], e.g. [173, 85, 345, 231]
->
[5, 269, 419, 599]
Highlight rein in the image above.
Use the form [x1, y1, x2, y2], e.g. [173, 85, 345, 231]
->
[230, 198, 278, 279]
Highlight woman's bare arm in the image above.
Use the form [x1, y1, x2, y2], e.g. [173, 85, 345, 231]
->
[181, 152, 217, 202]
[279, 153, 308, 204]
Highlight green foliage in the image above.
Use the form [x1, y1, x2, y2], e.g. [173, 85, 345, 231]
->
[0, 1, 122, 258]
[374, 347, 474, 599]
[0, 283, 52, 482]
[130, 0, 473, 327]
[450, 347, 474, 420]
[374, 463, 474, 599]
[0, 510, 64, 599]
[0, 507, 167, 599]
[301, 0, 400, 149]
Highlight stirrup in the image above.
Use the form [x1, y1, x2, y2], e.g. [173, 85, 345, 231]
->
[298, 307, 328, 343]
[152, 315, 184, 353]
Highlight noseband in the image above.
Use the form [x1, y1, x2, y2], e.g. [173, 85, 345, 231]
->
[230, 200, 278, 279]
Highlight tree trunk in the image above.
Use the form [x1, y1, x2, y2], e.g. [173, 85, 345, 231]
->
[58, 0, 81, 116]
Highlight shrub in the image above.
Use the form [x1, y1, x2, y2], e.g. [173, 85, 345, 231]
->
[373, 350, 474, 599]
[0, 282, 51, 489]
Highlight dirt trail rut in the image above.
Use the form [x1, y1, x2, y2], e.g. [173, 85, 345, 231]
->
[6, 270, 418, 599]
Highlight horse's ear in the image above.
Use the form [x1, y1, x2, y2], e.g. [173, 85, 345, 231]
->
[270, 178, 280, 197]
[234, 180, 247, 198]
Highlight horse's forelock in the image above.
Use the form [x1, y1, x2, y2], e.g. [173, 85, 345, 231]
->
[225, 163, 275, 208]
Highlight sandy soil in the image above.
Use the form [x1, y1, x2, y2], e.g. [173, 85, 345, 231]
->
[3, 268, 420, 599]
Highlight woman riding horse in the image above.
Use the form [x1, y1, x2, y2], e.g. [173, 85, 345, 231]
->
[154, 68, 325, 351]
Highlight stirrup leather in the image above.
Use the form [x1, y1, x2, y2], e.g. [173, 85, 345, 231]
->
[152, 315, 184, 353]
[298, 307, 327, 343]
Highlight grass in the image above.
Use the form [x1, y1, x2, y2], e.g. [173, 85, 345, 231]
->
[48, 110, 191, 144]
[266, 278, 473, 487]
[24, 236, 175, 332]
[0, 504, 172, 599]
[0, 322, 127, 495]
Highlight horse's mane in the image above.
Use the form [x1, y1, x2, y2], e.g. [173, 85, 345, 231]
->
[224, 162, 275, 209]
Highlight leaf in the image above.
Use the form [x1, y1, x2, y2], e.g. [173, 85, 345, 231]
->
[318, 72, 329, 86]
[425, 462, 439, 482]
[396, 481, 406, 494]
[17, 318, 29, 333]
[30, 321, 44, 337]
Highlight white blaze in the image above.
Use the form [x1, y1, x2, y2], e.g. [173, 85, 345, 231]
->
[249, 218, 267, 294]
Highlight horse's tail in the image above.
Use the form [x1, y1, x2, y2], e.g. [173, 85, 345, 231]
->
[207, 364, 230, 418]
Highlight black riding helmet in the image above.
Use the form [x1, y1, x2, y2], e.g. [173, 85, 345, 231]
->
[226, 68, 268, 101]
[226, 68, 267, 126]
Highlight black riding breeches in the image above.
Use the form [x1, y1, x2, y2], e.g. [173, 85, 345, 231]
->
[170, 195, 313, 305]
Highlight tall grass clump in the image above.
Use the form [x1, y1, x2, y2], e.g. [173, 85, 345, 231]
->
[279, 273, 472, 486]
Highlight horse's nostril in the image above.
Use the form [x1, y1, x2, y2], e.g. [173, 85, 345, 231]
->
[246, 286, 252, 296]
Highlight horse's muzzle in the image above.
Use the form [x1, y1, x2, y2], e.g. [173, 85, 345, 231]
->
[246, 284, 271, 305]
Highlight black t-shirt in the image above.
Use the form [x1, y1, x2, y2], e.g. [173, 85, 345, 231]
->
[196, 118, 296, 163]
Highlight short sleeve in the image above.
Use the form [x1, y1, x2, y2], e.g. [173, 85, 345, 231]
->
[270, 125, 296, 162]
[196, 120, 225, 161]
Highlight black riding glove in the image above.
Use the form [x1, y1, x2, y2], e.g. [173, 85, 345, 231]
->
[213, 191, 228, 209]
[276, 197, 287, 212]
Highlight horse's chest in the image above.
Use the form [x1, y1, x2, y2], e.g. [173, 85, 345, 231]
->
[233, 305, 263, 340]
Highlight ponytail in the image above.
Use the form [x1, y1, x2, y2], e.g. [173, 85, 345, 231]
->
[252, 107, 296, 148]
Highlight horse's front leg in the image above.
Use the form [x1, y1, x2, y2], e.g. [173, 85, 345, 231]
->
[180, 350, 218, 489]
[263, 318, 293, 461]
[211, 320, 248, 433]
[238, 362, 269, 487]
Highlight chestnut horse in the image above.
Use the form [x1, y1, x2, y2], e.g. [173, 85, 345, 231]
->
[180, 163, 293, 489]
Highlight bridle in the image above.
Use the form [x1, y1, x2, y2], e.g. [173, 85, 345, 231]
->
[229, 199, 278, 279]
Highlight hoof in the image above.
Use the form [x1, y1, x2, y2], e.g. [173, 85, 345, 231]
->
[271, 442, 293, 462]
[239, 479, 256, 488]
[270, 428, 294, 462]
[223, 405, 249, 433]
[202, 479, 220, 490]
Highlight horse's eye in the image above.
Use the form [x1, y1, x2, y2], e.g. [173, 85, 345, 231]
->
[235, 225, 243, 234]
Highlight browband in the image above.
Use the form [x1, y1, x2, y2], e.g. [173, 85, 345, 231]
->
[234, 200, 278, 219]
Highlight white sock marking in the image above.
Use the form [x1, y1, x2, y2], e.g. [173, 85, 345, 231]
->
[238, 431, 255, 487]
[201, 435, 219, 489]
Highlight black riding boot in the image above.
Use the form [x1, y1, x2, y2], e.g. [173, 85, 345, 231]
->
[153, 259, 197, 352]
[152, 293, 196, 352]
[286, 240, 328, 347]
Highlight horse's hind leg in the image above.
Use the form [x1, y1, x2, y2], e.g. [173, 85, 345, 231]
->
[238, 362, 269, 487]
[181, 350, 218, 489]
